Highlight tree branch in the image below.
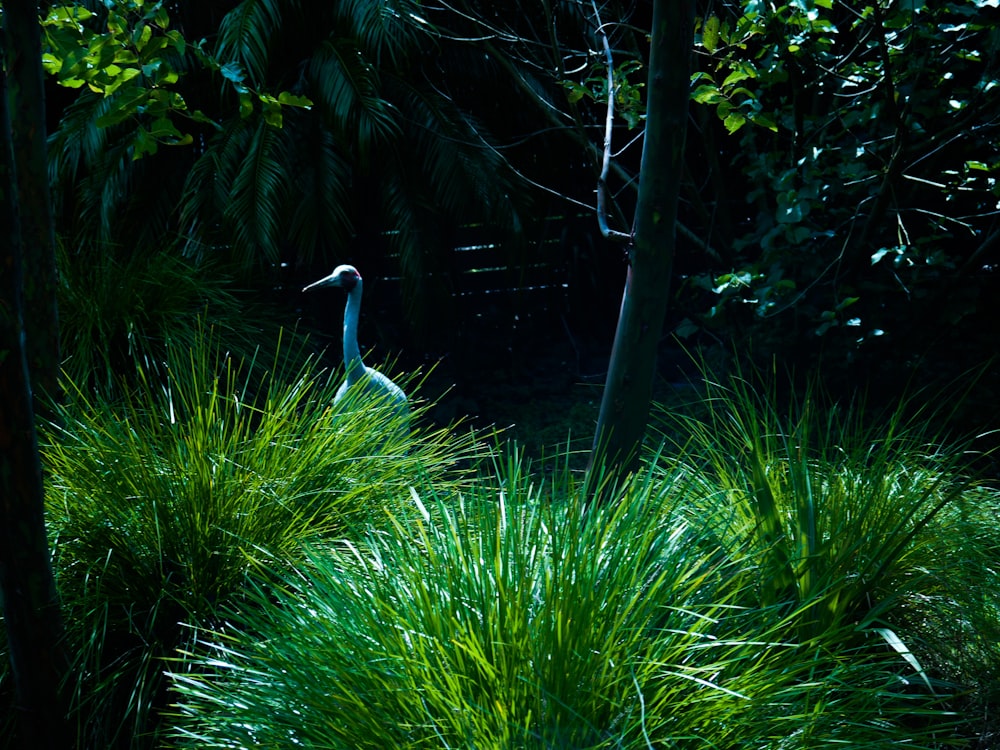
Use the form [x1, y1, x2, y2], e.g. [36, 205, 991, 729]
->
[592, 0, 631, 243]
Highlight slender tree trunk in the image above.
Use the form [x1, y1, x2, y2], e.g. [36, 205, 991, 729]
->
[0, 6, 73, 747]
[589, 0, 693, 480]
[6, 0, 61, 403]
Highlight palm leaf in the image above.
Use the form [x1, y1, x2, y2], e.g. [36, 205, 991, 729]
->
[403, 83, 521, 223]
[180, 119, 254, 262]
[48, 90, 110, 189]
[336, 0, 427, 66]
[307, 38, 400, 154]
[284, 119, 354, 265]
[224, 118, 291, 267]
[215, 0, 288, 84]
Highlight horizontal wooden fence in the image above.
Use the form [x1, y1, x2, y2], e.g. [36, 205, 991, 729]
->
[368, 214, 622, 376]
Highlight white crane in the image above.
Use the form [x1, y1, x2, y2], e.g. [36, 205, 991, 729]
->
[303, 264, 409, 427]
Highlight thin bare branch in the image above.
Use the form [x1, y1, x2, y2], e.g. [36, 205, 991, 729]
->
[592, 0, 631, 242]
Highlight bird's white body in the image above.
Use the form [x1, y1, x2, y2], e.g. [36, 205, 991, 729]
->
[334, 364, 407, 410]
[304, 264, 409, 426]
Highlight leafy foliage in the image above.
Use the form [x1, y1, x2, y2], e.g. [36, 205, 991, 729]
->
[683, 0, 1000, 388]
[56, 241, 292, 397]
[44, 0, 525, 302]
[170, 460, 742, 748]
[41, 0, 309, 158]
[650, 365, 1000, 742]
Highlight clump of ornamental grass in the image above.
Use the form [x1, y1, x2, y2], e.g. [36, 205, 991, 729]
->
[168, 449, 743, 748]
[650, 369, 1000, 744]
[167, 442, 971, 749]
[57, 241, 292, 397]
[42, 328, 479, 748]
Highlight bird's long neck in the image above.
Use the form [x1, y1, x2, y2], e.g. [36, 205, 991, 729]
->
[342, 281, 364, 385]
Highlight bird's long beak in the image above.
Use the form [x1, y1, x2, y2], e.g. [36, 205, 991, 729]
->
[302, 273, 340, 292]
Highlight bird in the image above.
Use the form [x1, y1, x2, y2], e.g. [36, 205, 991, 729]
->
[303, 264, 409, 429]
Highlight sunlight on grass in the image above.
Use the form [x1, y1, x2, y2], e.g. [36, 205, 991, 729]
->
[651, 367, 1000, 745]
[41, 326, 480, 748]
[6, 347, 995, 748]
[170, 453, 753, 748]
[169, 422, 997, 748]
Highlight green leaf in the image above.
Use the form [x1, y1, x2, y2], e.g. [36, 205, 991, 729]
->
[114, 49, 140, 65]
[703, 15, 721, 53]
[565, 83, 589, 104]
[722, 69, 752, 88]
[750, 112, 778, 131]
[133, 23, 153, 51]
[277, 92, 314, 108]
[148, 117, 183, 139]
[238, 91, 254, 119]
[724, 111, 747, 134]
[95, 89, 149, 127]
[692, 83, 725, 105]
[41, 53, 62, 75]
[871, 628, 935, 693]
[133, 126, 159, 159]
[44, 5, 93, 24]
[674, 318, 700, 338]
[221, 62, 246, 85]
[104, 66, 141, 96]
[786, 225, 811, 244]
[263, 110, 283, 128]
[835, 296, 859, 311]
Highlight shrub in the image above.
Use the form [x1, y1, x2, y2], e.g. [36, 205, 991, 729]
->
[42, 327, 477, 747]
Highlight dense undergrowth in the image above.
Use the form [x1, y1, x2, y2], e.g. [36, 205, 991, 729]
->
[29, 329, 479, 748]
[3, 326, 997, 748]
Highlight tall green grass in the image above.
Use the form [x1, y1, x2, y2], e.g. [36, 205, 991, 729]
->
[651, 369, 1000, 743]
[169, 424, 992, 748]
[170, 452, 749, 748]
[6, 344, 997, 747]
[40, 328, 478, 748]
[57, 241, 292, 397]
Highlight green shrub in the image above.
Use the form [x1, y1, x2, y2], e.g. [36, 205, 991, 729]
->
[42, 328, 477, 747]
[170, 443, 976, 748]
[57, 242, 291, 397]
[170, 452, 746, 748]
[651, 369, 1000, 744]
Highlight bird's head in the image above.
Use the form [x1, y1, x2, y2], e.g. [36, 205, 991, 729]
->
[303, 264, 362, 293]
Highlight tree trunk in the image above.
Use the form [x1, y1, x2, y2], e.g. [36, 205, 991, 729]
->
[589, 0, 693, 480]
[1, 6, 73, 747]
[6, 0, 61, 403]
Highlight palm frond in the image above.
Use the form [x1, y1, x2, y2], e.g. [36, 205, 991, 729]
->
[224, 118, 291, 267]
[385, 71, 525, 227]
[48, 90, 111, 191]
[379, 170, 425, 280]
[284, 119, 354, 266]
[215, 0, 288, 84]
[307, 38, 400, 154]
[179, 119, 254, 263]
[336, 0, 429, 66]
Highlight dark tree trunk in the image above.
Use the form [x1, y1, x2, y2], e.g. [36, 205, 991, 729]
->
[589, 0, 693, 480]
[6, 0, 61, 403]
[0, 4, 73, 747]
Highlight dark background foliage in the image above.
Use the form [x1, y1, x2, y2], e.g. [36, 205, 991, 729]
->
[40, 0, 1000, 448]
